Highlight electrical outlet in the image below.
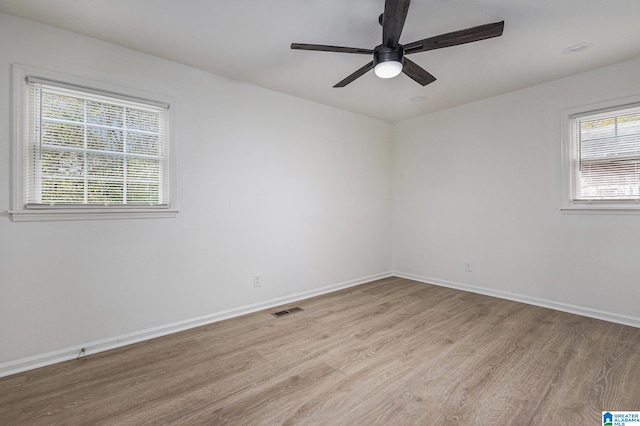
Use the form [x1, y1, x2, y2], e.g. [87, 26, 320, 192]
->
[253, 273, 261, 287]
[465, 262, 472, 272]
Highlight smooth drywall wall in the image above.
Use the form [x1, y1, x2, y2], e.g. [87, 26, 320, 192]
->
[392, 56, 640, 325]
[0, 13, 392, 371]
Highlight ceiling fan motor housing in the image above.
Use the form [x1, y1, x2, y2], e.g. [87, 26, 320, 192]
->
[373, 45, 404, 67]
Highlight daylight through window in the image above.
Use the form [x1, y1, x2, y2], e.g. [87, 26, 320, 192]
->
[569, 104, 640, 203]
[25, 81, 169, 207]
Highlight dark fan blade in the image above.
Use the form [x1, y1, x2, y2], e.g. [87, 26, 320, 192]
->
[382, 0, 411, 47]
[402, 57, 436, 86]
[403, 21, 504, 54]
[291, 43, 373, 55]
[402, 58, 436, 86]
[334, 61, 375, 87]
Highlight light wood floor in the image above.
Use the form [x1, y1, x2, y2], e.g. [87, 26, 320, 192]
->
[1, 277, 639, 425]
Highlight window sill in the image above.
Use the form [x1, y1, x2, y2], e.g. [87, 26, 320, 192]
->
[561, 204, 640, 215]
[8, 208, 179, 222]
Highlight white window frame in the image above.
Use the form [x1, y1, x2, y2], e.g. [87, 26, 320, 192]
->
[9, 64, 178, 221]
[561, 94, 640, 214]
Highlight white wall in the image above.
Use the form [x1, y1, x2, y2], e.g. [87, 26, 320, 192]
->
[392, 57, 640, 325]
[0, 13, 392, 373]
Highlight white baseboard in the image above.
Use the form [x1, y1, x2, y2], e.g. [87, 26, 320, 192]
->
[0, 271, 393, 378]
[394, 271, 640, 329]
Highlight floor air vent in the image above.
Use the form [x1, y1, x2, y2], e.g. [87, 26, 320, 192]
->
[272, 307, 304, 318]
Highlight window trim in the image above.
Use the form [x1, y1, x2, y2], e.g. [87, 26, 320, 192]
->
[561, 94, 640, 214]
[9, 64, 178, 222]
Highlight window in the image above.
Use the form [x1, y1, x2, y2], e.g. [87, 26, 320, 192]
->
[10, 65, 177, 221]
[561, 96, 640, 213]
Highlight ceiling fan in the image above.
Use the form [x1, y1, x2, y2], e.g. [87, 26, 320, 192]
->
[291, 0, 504, 88]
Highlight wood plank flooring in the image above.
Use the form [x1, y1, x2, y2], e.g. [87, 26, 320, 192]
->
[1, 277, 639, 425]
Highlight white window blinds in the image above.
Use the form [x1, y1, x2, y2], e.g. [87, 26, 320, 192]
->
[571, 105, 640, 201]
[25, 80, 169, 207]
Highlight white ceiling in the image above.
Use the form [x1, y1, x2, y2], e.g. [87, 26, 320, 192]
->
[2, 0, 640, 122]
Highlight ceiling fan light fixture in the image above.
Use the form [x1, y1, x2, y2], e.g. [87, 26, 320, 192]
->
[375, 60, 403, 78]
[373, 45, 404, 79]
